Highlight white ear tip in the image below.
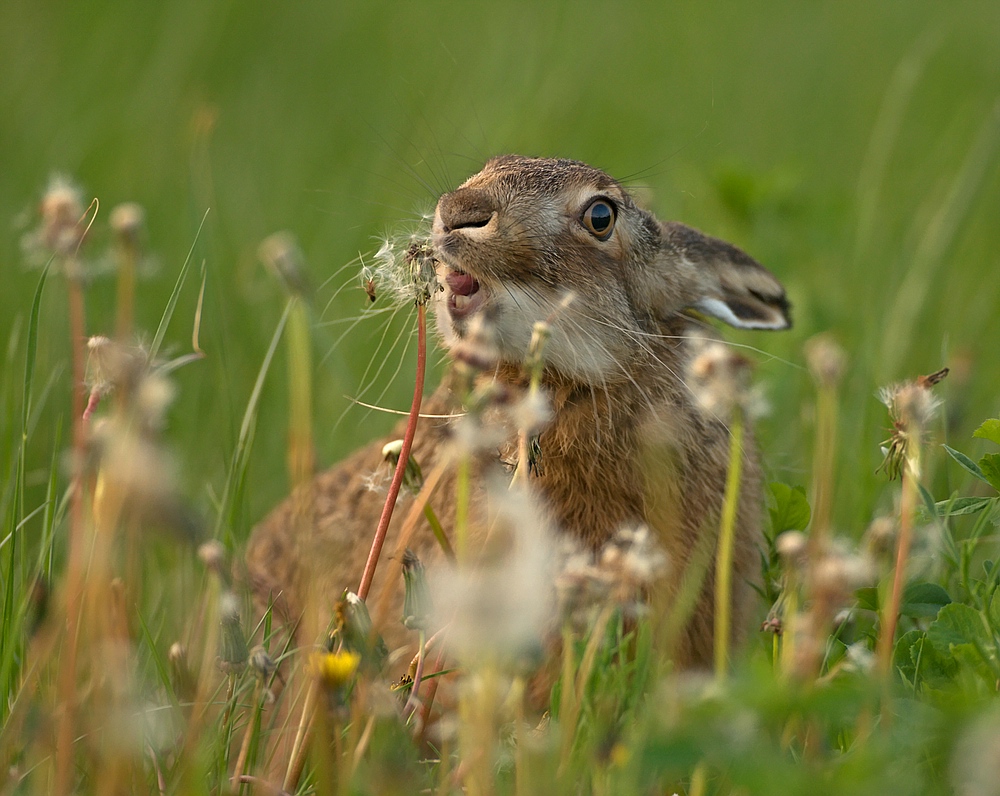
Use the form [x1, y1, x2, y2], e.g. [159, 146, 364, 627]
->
[694, 298, 791, 331]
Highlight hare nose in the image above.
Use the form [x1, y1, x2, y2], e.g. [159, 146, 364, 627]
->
[436, 189, 496, 232]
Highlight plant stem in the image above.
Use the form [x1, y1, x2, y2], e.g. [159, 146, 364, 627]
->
[714, 407, 744, 682]
[877, 443, 920, 692]
[358, 303, 427, 600]
[55, 263, 89, 796]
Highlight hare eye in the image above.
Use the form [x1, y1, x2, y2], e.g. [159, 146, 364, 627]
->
[581, 199, 616, 240]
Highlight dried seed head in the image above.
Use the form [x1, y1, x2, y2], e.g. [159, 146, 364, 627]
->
[370, 227, 438, 306]
[168, 642, 197, 702]
[381, 439, 424, 494]
[217, 591, 248, 673]
[198, 540, 227, 575]
[556, 527, 667, 628]
[510, 389, 552, 437]
[804, 333, 847, 389]
[877, 373, 946, 479]
[431, 481, 557, 667]
[599, 525, 668, 593]
[248, 645, 277, 682]
[686, 338, 755, 418]
[258, 231, 312, 298]
[450, 313, 500, 374]
[401, 549, 432, 631]
[85, 336, 149, 401]
[109, 202, 145, 246]
[39, 175, 87, 256]
[334, 591, 388, 670]
[775, 530, 808, 568]
[864, 516, 898, 559]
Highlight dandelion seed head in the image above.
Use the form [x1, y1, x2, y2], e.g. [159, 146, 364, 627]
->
[775, 530, 808, 568]
[430, 480, 557, 667]
[510, 389, 552, 437]
[198, 540, 227, 573]
[85, 336, 149, 401]
[686, 338, 754, 417]
[877, 375, 945, 479]
[369, 226, 437, 306]
[804, 333, 847, 389]
[109, 202, 145, 244]
[258, 230, 311, 298]
[39, 175, 86, 256]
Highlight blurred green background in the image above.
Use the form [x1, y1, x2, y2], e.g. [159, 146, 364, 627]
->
[1, 0, 998, 543]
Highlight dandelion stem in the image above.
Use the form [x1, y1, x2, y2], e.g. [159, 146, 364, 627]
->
[714, 407, 745, 682]
[55, 260, 89, 796]
[876, 443, 920, 701]
[358, 302, 427, 600]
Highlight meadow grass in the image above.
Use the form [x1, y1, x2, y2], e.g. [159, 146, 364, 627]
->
[2, 1, 1000, 793]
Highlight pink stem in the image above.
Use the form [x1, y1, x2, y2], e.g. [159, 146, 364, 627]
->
[358, 304, 427, 601]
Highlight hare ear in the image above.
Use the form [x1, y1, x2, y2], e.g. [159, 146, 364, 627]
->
[661, 222, 791, 330]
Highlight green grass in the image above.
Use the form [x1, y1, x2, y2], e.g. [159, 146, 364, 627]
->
[1, 0, 999, 793]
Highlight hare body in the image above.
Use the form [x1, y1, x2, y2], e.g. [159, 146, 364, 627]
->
[245, 155, 790, 671]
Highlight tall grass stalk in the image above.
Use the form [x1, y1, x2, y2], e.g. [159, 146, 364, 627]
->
[713, 408, 744, 682]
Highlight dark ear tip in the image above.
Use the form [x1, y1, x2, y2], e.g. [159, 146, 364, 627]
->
[753, 289, 793, 330]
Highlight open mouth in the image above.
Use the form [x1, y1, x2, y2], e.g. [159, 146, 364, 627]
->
[445, 268, 484, 320]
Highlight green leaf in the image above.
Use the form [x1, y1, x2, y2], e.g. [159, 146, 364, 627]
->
[893, 629, 923, 685]
[856, 586, 879, 612]
[942, 445, 992, 486]
[768, 483, 811, 534]
[973, 418, 1000, 446]
[926, 603, 1000, 683]
[927, 603, 989, 650]
[900, 582, 952, 618]
[930, 496, 996, 517]
[979, 453, 1000, 492]
[909, 633, 959, 689]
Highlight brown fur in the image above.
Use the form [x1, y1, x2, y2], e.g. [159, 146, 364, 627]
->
[245, 155, 789, 678]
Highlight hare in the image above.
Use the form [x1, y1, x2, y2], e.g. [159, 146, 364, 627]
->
[245, 155, 790, 675]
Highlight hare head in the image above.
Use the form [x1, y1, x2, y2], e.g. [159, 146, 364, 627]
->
[432, 155, 790, 383]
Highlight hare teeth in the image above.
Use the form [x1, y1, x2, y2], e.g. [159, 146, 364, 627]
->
[453, 294, 472, 311]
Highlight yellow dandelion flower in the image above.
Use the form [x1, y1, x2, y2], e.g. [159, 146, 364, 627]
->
[307, 650, 361, 689]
